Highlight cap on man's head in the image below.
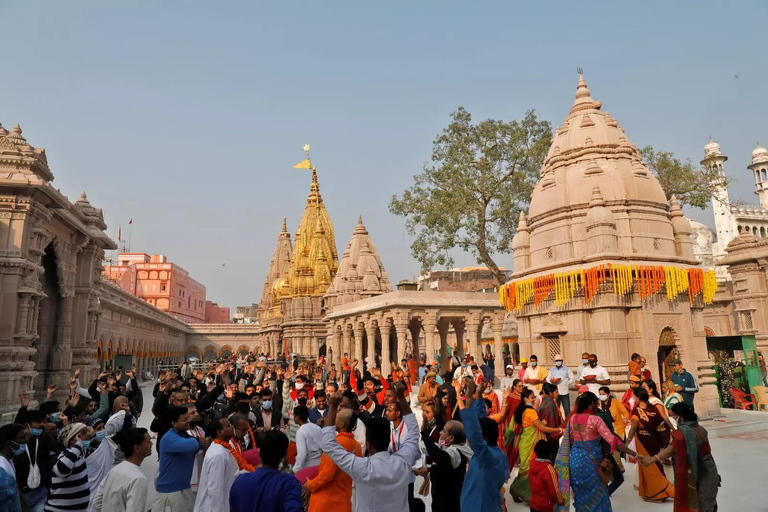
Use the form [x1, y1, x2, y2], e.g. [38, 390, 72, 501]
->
[554, 354, 563, 361]
[430, 361, 438, 367]
[505, 364, 514, 370]
[426, 371, 437, 378]
[669, 358, 683, 367]
[520, 358, 528, 363]
[629, 375, 641, 383]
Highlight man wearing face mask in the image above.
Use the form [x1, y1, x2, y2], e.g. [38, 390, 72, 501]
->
[0, 423, 27, 512]
[579, 353, 611, 395]
[12, 407, 55, 512]
[420, 420, 472, 512]
[523, 355, 547, 393]
[254, 389, 283, 431]
[546, 355, 574, 416]
[574, 352, 591, 384]
[453, 358, 472, 381]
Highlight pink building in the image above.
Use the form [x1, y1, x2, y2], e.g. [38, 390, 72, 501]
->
[103, 253, 207, 323]
[205, 301, 231, 323]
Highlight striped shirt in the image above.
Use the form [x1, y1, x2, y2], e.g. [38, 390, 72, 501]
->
[45, 443, 90, 512]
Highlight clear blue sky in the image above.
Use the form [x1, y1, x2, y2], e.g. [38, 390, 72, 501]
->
[2, 1, 766, 311]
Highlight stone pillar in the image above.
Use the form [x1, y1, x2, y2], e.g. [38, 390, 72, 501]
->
[396, 323, 409, 364]
[423, 317, 437, 364]
[342, 325, 352, 361]
[354, 323, 364, 364]
[325, 323, 336, 366]
[492, 316, 505, 385]
[366, 323, 378, 370]
[310, 334, 318, 358]
[438, 319, 450, 372]
[409, 322, 422, 363]
[380, 321, 392, 376]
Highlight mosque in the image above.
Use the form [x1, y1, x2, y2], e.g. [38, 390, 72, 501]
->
[691, 139, 768, 281]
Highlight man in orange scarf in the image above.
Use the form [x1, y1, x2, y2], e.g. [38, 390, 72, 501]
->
[302, 408, 361, 511]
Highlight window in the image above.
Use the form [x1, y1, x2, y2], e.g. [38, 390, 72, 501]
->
[161, 283, 167, 292]
[178, 301, 182, 308]
[544, 335, 561, 362]
[152, 284, 157, 292]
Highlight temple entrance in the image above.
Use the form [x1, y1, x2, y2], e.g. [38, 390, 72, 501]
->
[34, 244, 61, 390]
[657, 327, 679, 384]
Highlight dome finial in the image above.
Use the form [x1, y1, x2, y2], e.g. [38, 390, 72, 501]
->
[670, 195, 683, 217]
[282, 217, 287, 232]
[575, 68, 591, 100]
[589, 186, 605, 207]
[517, 210, 528, 232]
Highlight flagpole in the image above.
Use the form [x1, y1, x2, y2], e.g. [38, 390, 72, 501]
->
[128, 222, 133, 252]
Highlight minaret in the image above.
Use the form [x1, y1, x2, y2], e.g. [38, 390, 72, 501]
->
[700, 137, 735, 249]
[748, 143, 768, 210]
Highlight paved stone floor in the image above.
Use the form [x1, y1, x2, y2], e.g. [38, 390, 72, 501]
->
[137, 383, 768, 511]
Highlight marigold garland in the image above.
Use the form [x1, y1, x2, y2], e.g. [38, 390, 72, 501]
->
[501, 264, 717, 311]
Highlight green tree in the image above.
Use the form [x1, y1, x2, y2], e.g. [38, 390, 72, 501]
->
[640, 146, 729, 209]
[389, 107, 552, 285]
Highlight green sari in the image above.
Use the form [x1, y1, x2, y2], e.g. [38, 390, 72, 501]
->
[509, 407, 546, 502]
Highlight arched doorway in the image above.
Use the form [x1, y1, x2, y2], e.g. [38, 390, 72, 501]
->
[33, 244, 62, 390]
[657, 327, 679, 383]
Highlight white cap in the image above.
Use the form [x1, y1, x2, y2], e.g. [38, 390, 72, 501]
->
[554, 354, 563, 361]
[506, 364, 514, 370]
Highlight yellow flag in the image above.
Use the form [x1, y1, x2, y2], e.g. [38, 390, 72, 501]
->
[293, 158, 312, 169]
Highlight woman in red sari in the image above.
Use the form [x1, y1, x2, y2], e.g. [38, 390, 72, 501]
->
[502, 379, 524, 470]
[639, 403, 720, 511]
[536, 383, 564, 463]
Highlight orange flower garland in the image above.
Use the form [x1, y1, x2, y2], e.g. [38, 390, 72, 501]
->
[501, 264, 717, 311]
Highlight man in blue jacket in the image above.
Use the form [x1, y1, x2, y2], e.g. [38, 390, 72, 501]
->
[669, 358, 698, 408]
[459, 379, 509, 511]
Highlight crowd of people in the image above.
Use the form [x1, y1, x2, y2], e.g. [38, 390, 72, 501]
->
[0, 348, 722, 512]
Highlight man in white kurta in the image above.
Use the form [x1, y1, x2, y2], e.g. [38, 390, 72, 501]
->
[193, 418, 239, 512]
[91, 428, 152, 512]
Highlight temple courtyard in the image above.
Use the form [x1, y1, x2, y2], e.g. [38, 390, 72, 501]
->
[134, 382, 768, 511]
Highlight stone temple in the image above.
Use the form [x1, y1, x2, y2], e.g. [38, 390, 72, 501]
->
[502, 74, 719, 416]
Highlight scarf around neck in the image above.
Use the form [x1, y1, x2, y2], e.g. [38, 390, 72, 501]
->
[677, 419, 700, 480]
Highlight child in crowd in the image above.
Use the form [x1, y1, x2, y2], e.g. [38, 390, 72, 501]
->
[528, 440, 564, 512]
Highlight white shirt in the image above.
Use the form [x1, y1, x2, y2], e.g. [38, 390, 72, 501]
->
[581, 364, 610, 395]
[321, 412, 420, 512]
[294, 422, 323, 473]
[499, 375, 517, 391]
[353, 417, 367, 450]
[523, 366, 547, 392]
[0, 455, 15, 479]
[85, 437, 118, 509]
[453, 366, 472, 381]
[193, 443, 239, 512]
[546, 365, 575, 395]
[90, 460, 148, 512]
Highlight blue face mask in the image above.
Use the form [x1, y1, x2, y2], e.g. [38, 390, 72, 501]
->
[30, 428, 43, 437]
[95, 431, 107, 442]
[51, 413, 61, 423]
[217, 394, 225, 401]
[582, 359, 589, 365]
[11, 442, 26, 456]
[262, 400, 272, 410]
[81, 439, 91, 451]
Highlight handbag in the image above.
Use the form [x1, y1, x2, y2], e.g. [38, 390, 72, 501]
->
[574, 418, 612, 486]
[26, 442, 41, 490]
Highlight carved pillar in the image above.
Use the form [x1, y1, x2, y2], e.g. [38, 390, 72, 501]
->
[380, 320, 392, 376]
[492, 316, 505, 385]
[342, 325, 352, 361]
[451, 319, 466, 371]
[353, 322, 364, 364]
[423, 315, 438, 365]
[409, 320, 422, 363]
[366, 322, 378, 371]
[437, 318, 450, 372]
[396, 323, 409, 364]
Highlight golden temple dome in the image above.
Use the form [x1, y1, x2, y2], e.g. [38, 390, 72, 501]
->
[286, 167, 339, 297]
[258, 218, 293, 321]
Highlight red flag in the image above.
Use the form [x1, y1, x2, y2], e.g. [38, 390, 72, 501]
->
[129, 218, 133, 225]
[118, 226, 121, 242]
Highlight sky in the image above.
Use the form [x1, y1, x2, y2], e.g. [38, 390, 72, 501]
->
[1, 1, 767, 312]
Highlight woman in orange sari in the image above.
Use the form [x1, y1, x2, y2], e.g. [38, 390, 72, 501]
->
[626, 388, 675, 503]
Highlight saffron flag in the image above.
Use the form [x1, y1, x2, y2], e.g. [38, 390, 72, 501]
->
[293, 158, 312, 169]
[129, 218, 133, 224]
